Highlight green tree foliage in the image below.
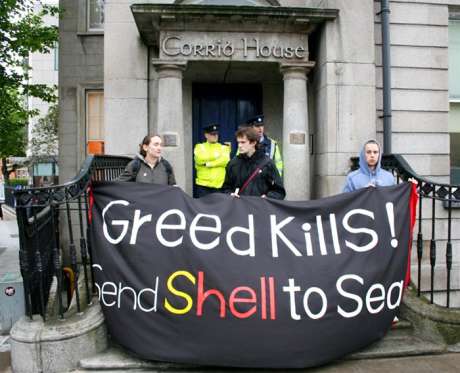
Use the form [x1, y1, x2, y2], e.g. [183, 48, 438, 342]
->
[0, 0, 59, 179]
[29, 104, 58, 159]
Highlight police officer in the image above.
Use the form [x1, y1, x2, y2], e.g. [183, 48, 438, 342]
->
[194, 124, 230, 198]
[246, 114, 283, 176]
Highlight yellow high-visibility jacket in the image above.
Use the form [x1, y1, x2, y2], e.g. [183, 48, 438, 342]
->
[194, 142, 230, 189]
[260, 136, 283, 177]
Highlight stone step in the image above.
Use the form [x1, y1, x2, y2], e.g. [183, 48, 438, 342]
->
[345, 319, 445, 360]
[75, 319, 443, 371]
[77, 345, 197, 371]
[347, 333, 445, 360]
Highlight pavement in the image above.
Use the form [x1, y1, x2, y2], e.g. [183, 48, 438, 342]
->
[0, 207, 20, 278]
[0, 207, 20, 373]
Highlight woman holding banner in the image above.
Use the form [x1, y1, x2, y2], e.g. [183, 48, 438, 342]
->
[118, 135, 176, 185]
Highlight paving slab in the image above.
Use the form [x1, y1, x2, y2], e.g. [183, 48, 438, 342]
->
[0, 210, 19, 277]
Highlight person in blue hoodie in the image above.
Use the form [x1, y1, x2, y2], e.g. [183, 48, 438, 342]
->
[343, 139, 394, 192]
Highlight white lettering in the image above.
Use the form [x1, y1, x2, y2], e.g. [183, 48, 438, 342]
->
[225, 215, 255, 256]
[303, 287, 327, 320]
[271, 215, 302, 258]
[190, 213, 221, 250]
[387, 281, 403, 309]
[130, 210, 152, 245]
[282, 278, 301, 320]
[102, 200, 130, 244]
[336, 274, 364, 318]
[342, 209, 378, 253]
[366, 283, 385, 314]
[156, 209, 186, 248]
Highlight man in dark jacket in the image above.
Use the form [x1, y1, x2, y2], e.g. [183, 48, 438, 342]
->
[222, 127, 285, 200]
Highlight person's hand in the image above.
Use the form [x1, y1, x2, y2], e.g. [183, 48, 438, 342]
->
[231, 188, 240, 198]
[366, 182, 376, 188]
[408, 177, 418, 185]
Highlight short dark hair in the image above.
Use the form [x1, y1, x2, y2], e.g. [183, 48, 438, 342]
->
[139, 134, 161, 157]
[364, 139, 380, 151]
[235, 127, 259, 143]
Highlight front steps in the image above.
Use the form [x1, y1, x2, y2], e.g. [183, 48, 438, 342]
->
[348, 319, 444, 359]
[73, 318, 446, 372]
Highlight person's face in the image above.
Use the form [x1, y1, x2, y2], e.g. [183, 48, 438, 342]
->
[237, 135, 256, 155]
[364, 143, 380, 169]
[143, 136, 162, 159]
[205, 132, 219, 143]
[253, 125, 264, 138]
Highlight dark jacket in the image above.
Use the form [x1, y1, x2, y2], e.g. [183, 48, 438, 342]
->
[118, 155, 176, 185]
[221, 148, 285, 200]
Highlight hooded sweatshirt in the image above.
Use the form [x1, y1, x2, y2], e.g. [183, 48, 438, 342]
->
[342, 141, 394, 193]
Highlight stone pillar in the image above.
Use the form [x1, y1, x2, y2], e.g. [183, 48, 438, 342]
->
[280, 63, 315, 200]
[153, 61, 187, 189]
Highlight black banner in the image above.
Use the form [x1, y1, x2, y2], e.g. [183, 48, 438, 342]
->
[90, 182, 416, 368]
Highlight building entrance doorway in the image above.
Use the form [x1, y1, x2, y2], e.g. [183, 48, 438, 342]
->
[192, 83, 262, 195]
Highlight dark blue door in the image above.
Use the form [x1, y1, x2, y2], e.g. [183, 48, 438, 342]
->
[192, 83, 262, 158]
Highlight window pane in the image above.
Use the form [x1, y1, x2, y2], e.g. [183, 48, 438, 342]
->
[451, 133, 460, 184]
[87, 91, 104, 154]
[88, 0, 104, 31]
[87, 91, 104, 140]
[449, 20, 460, 99]
[449, 102, 460, 133]
[449, 103, 460, 183]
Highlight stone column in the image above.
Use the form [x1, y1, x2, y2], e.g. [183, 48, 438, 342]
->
[280, 62, 315, 200]
[153, 61, 187, 189]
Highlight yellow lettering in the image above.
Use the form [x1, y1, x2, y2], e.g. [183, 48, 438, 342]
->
[164, 270, 196, 315]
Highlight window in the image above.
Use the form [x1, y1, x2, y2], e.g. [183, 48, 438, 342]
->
[88, 0, 104, 31]
[33, 162, 58, 177]
[86, 91, 104, 155]
[449, 19, 460, 183]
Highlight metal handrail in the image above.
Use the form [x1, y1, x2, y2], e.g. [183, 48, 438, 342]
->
[352, 154, 460, 307]
[13, 154, 132, 320]
[14, 151, 460, 321]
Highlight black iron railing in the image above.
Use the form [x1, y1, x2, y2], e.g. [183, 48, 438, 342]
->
[4, 185, 16, 208]
[352, 154, 460, 308]
[13, 153, 460, 320]
[13, 155, 131, 320]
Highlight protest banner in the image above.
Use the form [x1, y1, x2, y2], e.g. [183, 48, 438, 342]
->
[90, 182, 417, 368]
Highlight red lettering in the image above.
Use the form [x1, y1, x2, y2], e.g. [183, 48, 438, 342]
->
[196, 271, 226, 318]
[260, 277, 267, 320]
[229, 286, 257, 319]
[269, 276, 276, 320]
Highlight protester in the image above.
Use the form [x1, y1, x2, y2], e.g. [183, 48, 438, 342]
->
[222, 127, 285, 200]
[343, 139, 394, 192]
[118, 135, 176, 185]
[194, 124, 230, 197]
[246, 114, 283, 176]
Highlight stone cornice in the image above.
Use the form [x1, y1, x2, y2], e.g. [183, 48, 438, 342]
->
[131, 4, 339, 47]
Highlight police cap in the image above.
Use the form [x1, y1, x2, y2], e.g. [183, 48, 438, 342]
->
[246, 114, 264, 127]
[203, 124, 219, 134]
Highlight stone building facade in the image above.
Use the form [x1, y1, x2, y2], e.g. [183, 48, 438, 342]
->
[59, 0, 460, 199]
